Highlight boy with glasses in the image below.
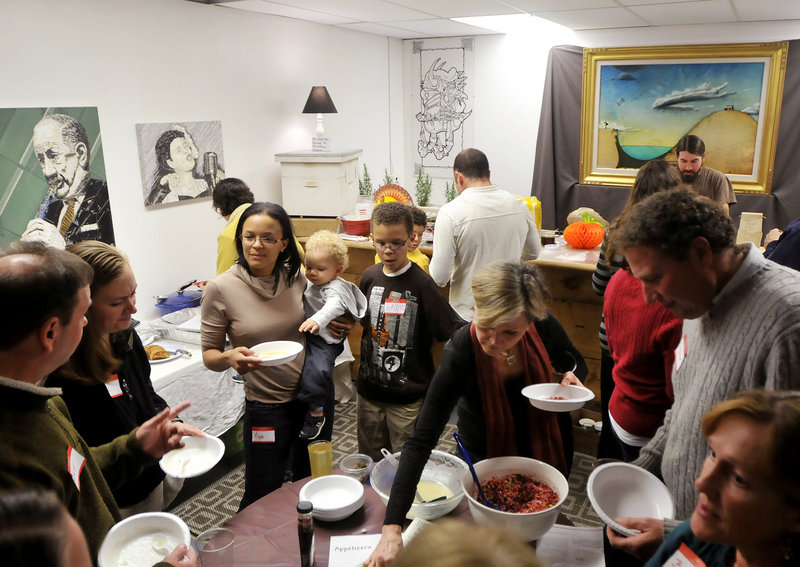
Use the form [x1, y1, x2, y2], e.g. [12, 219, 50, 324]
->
[356, 203, 465, 460]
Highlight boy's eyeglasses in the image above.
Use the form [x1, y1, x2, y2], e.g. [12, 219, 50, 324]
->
[241, 235, 281, 246]
[373, 240, 408, 251]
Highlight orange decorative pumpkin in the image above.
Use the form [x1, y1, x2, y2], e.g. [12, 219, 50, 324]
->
[563, 221, 604, 249]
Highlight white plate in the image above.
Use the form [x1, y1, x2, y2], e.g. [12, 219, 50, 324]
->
[159, 435, 225, 478]
[587, 462, 674, 537]
[251, 340, 303, 366]
[521, 383, 595, 412]
[147, 342, 183, 364]
[97, 512, 190, 567]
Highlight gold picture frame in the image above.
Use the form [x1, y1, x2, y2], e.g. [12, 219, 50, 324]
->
[579, 42, 788, 194]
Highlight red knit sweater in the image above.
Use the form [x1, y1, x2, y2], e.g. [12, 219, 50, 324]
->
[604, 269, 682, 437]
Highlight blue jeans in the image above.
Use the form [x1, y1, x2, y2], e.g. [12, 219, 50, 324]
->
[240, 396, 336, 511]
[296, 334, 344, 408]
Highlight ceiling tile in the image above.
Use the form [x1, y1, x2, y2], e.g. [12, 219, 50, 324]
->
[628, 0, 737, 26]
[279, 0, 435, 22]
[507, 0, 618, 10]
[733, 0, 800, 21]
[536, 7, 649, 29]
[336, 21, 431, 38]
[217, 0, 353, 24]
[390, 0, 523, 18]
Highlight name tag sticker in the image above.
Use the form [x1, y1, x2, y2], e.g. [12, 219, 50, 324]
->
[384, 298, 406, 315]
[673, 333, 687, 373]
[105, 376, 123, 398]
[67, 446, 86, 491]
[662, 543, 706, 567]
[252, 427, 275, 443]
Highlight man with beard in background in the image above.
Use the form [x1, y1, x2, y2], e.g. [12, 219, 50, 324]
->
[674, 134, 736, 215]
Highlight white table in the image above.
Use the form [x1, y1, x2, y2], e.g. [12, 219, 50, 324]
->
[149, 340, 245, 437]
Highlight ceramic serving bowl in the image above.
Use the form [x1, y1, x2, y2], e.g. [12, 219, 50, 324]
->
[462, 456, 568, 542]
[298, 474, 365, 521]
[521, 383, 595, 412]
[370, 449, 468, 520]
[587, 462, 674, 537]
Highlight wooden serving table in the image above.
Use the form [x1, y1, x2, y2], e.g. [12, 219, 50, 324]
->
[224, 472, 469, 566]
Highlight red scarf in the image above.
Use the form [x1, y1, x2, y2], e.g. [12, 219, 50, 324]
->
[470, 322, 567, 475]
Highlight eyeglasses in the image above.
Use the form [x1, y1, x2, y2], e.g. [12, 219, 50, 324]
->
[241, 234, 281, 246]
[373, 240, 408, 251]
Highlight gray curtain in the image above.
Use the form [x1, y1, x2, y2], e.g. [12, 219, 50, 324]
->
[532, 40, 800, 233]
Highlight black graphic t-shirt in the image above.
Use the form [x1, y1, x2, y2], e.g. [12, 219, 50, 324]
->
[357, 262, 464, 404]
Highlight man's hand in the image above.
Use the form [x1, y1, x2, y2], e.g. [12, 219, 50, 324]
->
[606, 517, 664, 561]
[559, 371, 586, 388]
[327, 313, 356, 340]
[136, 401, 204, 459]
[764, 228, 783, 247]
[162, 543, 198, 567]
[299, 318, 320, 334]
[21, 219, 66, 249]
[364, 525, 403, 567]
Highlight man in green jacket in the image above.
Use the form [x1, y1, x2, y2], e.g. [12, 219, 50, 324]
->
[0, 240, 198, 565]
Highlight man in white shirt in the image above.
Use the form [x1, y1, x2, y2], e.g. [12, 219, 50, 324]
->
[430, 148, 541, 320]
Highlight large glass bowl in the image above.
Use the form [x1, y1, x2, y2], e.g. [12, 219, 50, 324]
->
[370, 449, 467, 520]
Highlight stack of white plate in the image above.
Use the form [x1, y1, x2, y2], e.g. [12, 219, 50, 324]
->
[298, 475, 365, 521]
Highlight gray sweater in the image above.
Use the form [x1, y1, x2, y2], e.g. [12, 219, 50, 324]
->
[634, 243, 800, 518]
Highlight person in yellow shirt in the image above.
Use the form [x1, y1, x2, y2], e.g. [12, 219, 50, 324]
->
[213, 178, 304, 274]
[374, 205, 430, 273]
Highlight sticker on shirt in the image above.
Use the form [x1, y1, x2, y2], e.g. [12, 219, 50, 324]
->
[383, 298, 406, 316]
[661, 543, 706, 567]
[252, 427, 275, 443]
[67, 446, 86, 491]
[673, 334, 687, 374]
[105, 375, 123, 398]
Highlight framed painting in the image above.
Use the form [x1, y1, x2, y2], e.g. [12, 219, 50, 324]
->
[579, 42, 788, 194]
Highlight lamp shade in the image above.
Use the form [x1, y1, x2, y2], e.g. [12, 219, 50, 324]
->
[302, 86, 337, 114]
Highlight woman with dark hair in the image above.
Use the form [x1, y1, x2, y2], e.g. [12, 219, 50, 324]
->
[48, 240, 182, 517]
[146, 125, 217, 206]
[212, 177, 255, 274]
[201, 202, 346, 508]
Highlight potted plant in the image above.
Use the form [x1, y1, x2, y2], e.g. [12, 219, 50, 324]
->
[445, 181, 457, 202]
[359, 164, 373, 197]
[415, 168, 432, 207]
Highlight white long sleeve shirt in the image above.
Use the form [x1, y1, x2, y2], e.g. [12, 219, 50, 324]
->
[430, 184, 541, 320]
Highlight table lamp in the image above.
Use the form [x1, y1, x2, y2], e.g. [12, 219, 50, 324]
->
[302, 86, 337, 152]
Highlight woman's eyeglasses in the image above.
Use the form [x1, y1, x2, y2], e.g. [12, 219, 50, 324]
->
[373, 240, 408, 251]
[241, 235, 281, 246]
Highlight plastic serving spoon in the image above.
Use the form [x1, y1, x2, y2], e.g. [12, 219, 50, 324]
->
[452, 432, 501, 510]
[379, 448, 445, 504]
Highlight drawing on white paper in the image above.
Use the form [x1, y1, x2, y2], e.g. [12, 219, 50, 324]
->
[416, 57, 472, 161]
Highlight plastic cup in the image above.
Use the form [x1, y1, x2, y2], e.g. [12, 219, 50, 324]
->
[196, 527, 234, 567]
[308, 440, 333, 478]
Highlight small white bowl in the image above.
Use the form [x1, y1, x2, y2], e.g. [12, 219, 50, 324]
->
[587, 462, 674, 537]
[521, 383, 595, 412]
[159, 435, 224, 478]
[462, 456, 568, 542]
[98, 512, 190, 567]
[251, 340, 303, 366]
[298, 474, 365, 521]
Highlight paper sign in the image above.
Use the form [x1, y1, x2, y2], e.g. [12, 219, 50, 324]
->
[328, 534, 381, 567]
[67, 446, 86, 491]
[252, 427, 275, 443]
[105, 376, 123, 398]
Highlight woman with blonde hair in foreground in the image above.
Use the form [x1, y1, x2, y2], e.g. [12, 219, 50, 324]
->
[393, 519, 543, 567]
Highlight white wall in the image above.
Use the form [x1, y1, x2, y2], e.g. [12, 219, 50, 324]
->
[1, 0, 401, 318]
[2, 0, 798, 318]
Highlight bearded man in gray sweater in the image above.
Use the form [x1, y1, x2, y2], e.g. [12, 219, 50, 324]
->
[605, 187, 800, 561]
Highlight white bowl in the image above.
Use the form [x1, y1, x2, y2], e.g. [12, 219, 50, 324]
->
[159, 435, 224, 478]
[462, 456, 569, 542]
[298, 474, 365, 521]
[370, 449, 468, 520]
[98, 512, 190, 567]
[587, 462, 674, 537]
[251, 340, 303, 366]
[521, 383, 595, 412]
